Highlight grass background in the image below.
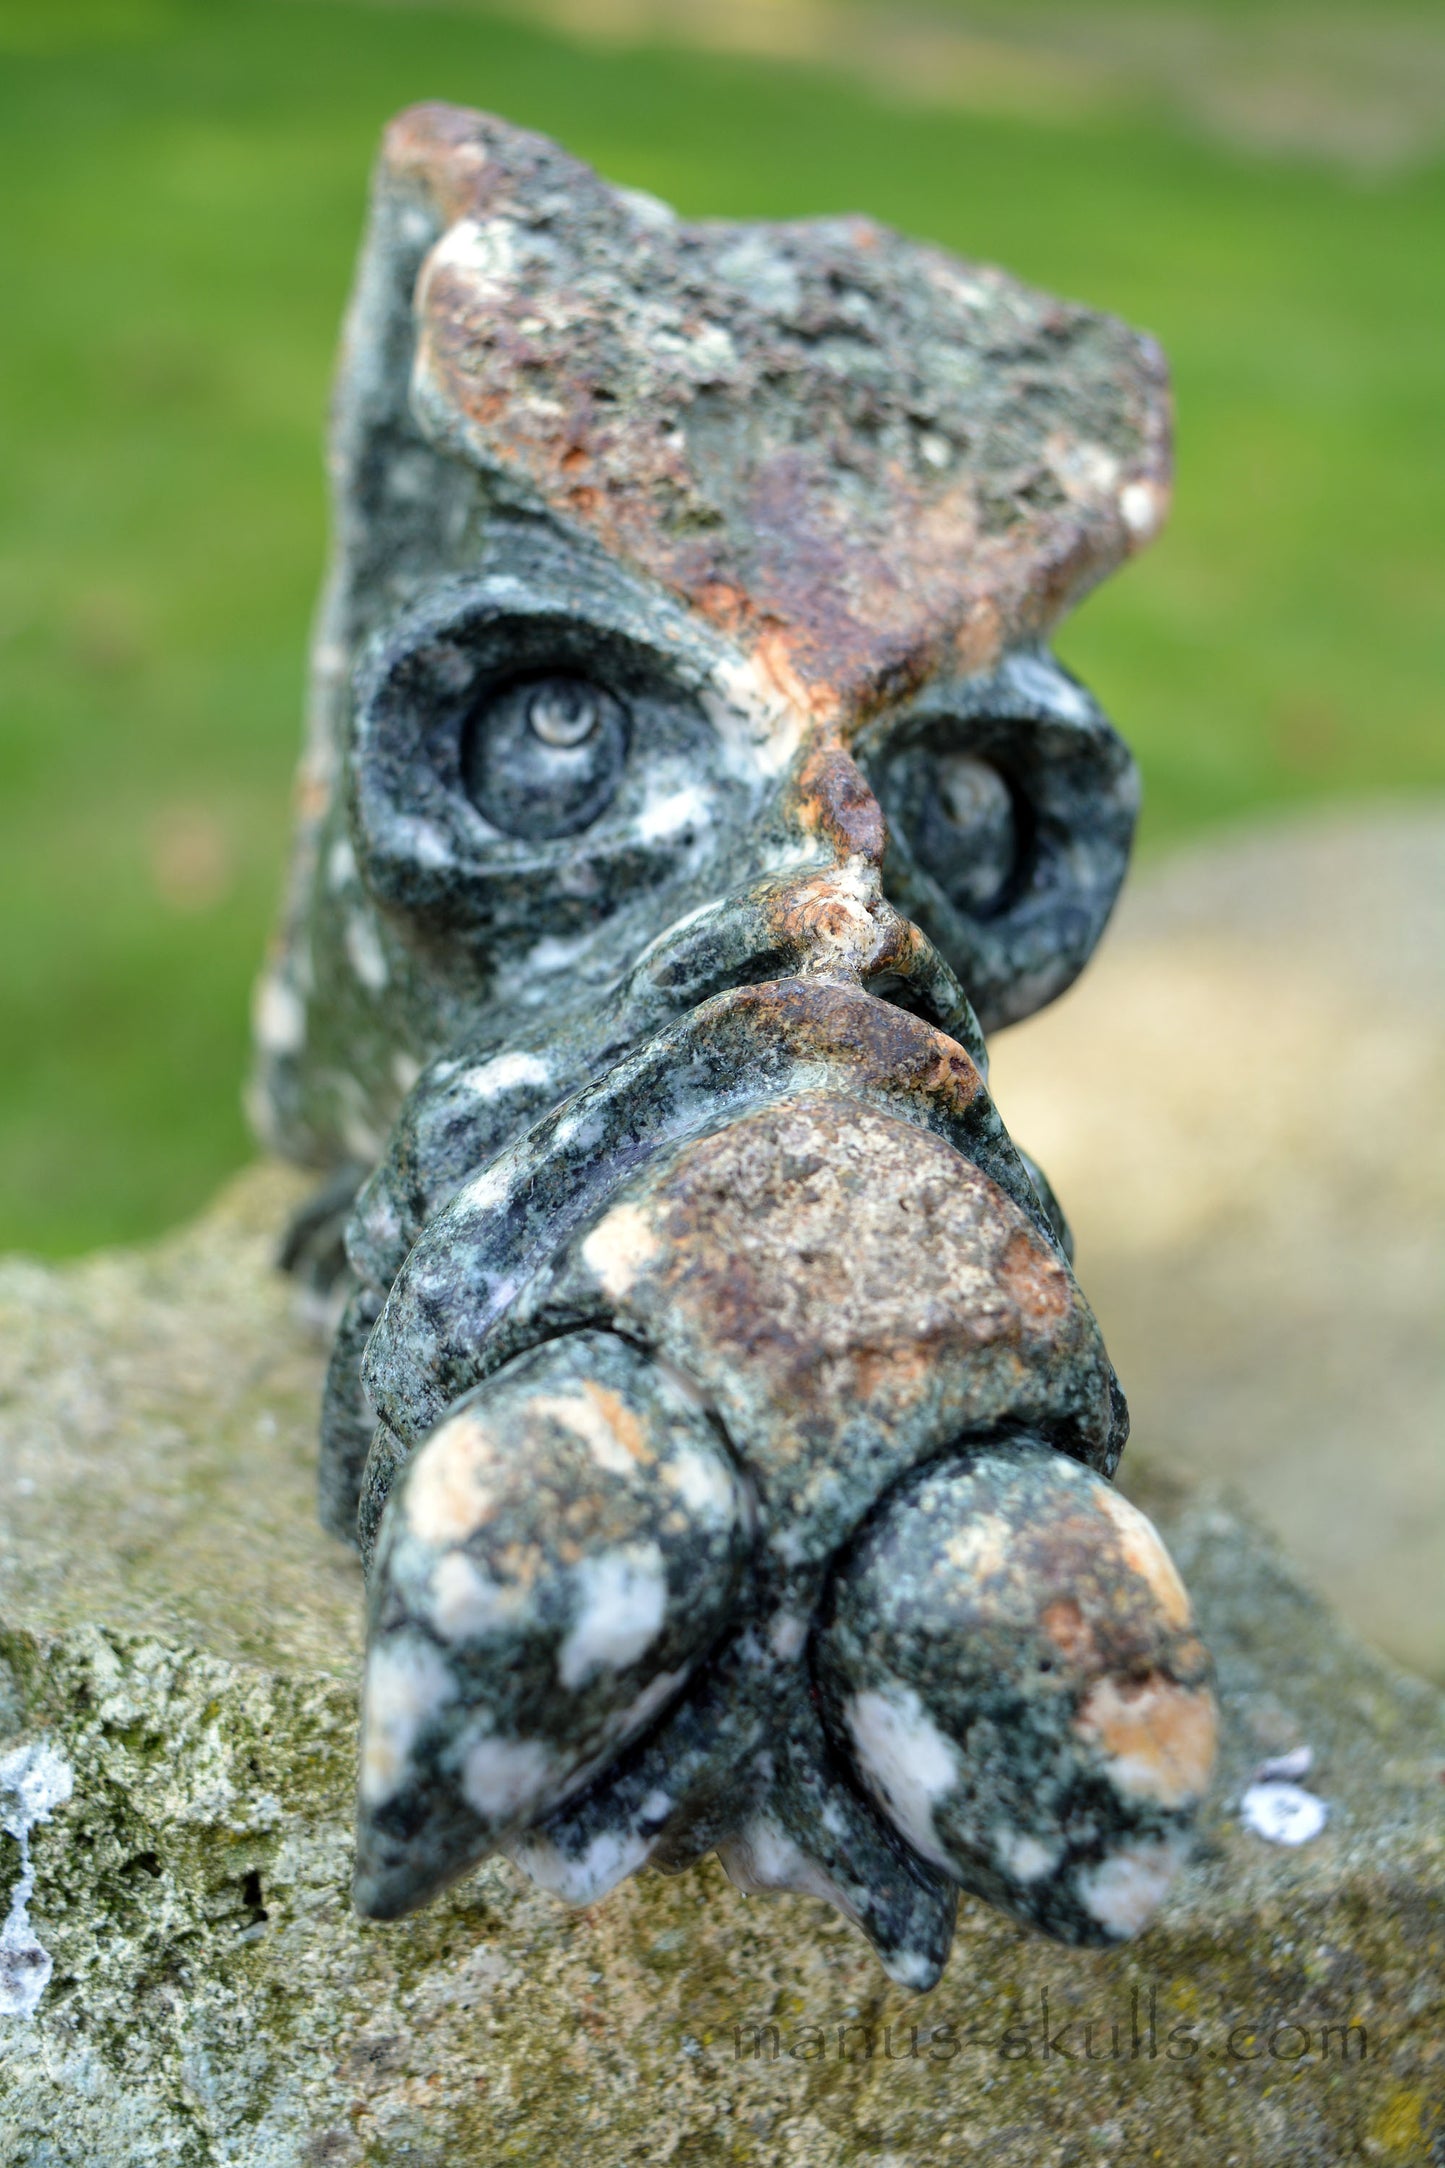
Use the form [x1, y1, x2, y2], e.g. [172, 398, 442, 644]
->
[2, 0, 1441, 1254]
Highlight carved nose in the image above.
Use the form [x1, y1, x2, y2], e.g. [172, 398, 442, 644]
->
[792, 746, 889, 871]
[764, 745, 967, 1012]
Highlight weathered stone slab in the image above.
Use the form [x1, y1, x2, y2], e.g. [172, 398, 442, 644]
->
[1, 1168, 1441, 2165]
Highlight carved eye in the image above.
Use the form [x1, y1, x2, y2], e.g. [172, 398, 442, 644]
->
[847, 654, 1138, 1032]
[912, 752, 1018, 918]
[879, 742, 1020, 921]
[462, 674, 629, 840]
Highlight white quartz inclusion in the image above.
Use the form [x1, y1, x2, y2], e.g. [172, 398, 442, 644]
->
[1240, 1780, 1328, 1846]
[0, 1739, 74, 2020]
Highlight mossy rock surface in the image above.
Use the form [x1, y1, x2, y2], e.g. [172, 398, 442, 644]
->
[1, 1167, 1442, 2166]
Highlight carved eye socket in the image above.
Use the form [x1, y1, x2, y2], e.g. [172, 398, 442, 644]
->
[913, 752, 1019, 918]
[462, 674, 629, 840]
[856, 655, 1138, 1033]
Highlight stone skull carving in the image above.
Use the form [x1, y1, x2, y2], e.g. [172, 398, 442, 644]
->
[252, 104, 1217, 1990]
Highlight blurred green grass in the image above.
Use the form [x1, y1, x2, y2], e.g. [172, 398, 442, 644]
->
[1, 0, 1441, 1254]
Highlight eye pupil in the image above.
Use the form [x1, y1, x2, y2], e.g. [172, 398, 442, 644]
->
[527, 681, 600, 748]
[463, 672, 628, 840]
[878, 741, 1020, 920]
[926, 753, 1017, 916]
[938, 753, 1010, 838]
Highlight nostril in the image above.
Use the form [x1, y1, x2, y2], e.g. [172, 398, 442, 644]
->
[860, 933, 989, 1069]
[862, 969, 949, 1032]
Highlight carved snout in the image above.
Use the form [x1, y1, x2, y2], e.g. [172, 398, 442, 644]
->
[350, 1017, 1216, 1972]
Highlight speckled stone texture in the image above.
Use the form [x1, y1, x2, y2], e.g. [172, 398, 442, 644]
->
[1, 1171, 1441, 2166]
[246, 104, 1213, 1974]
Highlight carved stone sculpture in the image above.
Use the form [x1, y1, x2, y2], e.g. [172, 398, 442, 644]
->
[251, 104, 1217, 1990]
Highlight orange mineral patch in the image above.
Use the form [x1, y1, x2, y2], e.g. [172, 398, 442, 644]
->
[1095, 1486, 1193, 1628]
[1074, 1673, 1218, 1809]
[406, 1408, 500, 1547]
[583, 1382, 650, 1464]
[1041, 1595, 1097, 1665]
[530, 1384, 653, 1474]
[995, 1227, 1072, 1328]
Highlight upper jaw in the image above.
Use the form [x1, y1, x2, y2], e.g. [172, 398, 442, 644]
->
[317, 846, 1000, 1544]
[357, 966, 1067, 1467]
[343, 853, 986, 1298]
